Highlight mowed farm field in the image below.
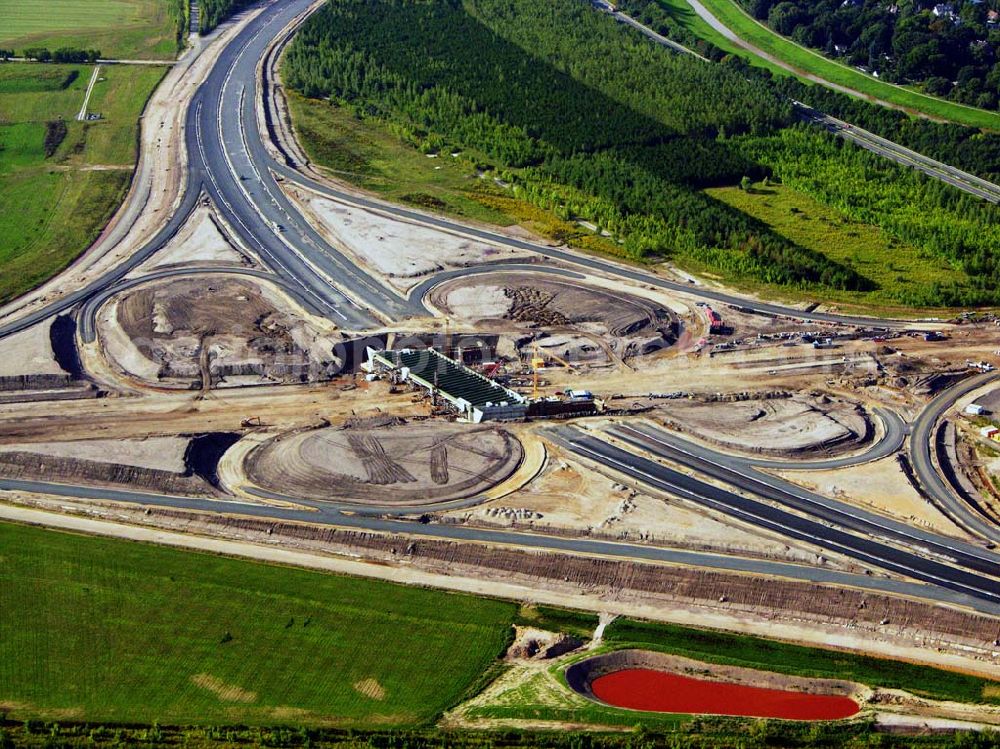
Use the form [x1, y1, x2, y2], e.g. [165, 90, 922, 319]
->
[0, 522, 516, 726]
[0, 0, 181, 60]
[0, 63, 164, 304]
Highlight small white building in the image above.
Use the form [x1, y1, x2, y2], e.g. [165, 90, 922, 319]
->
[965, 403, 987, 416]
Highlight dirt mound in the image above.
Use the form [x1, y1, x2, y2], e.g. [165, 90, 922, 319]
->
[106, 277, 341, 388]
[654, 393, 871, 457]
[244, 421, 523, 505]
[430, 273, 678, 362]
[0, 451, 212, 496]
[507, 627, 583, 660]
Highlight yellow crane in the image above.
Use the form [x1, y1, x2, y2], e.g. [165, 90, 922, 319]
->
[530, 342, 575, 398]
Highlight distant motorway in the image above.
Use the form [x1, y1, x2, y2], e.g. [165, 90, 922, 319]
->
[594, 1, 1000, 205]
[797, 106, 1000, 204]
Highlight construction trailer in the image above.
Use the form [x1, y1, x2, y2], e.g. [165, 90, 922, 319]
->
[364, 348, 528, 423]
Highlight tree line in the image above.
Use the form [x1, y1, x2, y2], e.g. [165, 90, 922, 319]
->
[199, 0, 254, 33]
[740, 0, 1000, 110]
[21, 48, 101, 63]
[618, 0, 1000, 181]
[284, 0, 868, 293]
[283, 0, 1000, 304]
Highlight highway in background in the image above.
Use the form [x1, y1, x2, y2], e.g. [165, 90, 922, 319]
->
[796, 106, 1000, 204]
[594, 1, 1000, 205]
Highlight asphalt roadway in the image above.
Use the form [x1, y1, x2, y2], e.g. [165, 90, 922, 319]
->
[544, 425, 1000, 612]
[909, 370, 1000, 545]
[796, 105, 1000, 204]
[603, 420, 1000, 577]
[0, 0, 963, 344]
[1, 0, 999, 617]
[2, 474, 998, 615]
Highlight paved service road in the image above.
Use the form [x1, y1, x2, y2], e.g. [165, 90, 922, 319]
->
[2, 475, 998, 615]
[744, 407, 907, 470]
[604, 421, 1000, 578]
[910, 371, 1000, 545]
[545, 425, 1000, 612]
[77, 266, 320, 343]
[276, 166, 915, 330]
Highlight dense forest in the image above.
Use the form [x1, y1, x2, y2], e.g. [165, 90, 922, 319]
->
[737, 0, 1000, 110]
[284, 0, 1000, 305]
[619, 0, 1000, 181]
[199, 0, 254, 33]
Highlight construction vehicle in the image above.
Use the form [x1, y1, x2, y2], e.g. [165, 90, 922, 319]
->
[483, 361, 503, 380]
[530, 342, 576, 398]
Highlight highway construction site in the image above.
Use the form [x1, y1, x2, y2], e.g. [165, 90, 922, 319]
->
[1, 0, 1000, 733]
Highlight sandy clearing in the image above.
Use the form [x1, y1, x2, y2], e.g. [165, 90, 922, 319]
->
[454, 441, 838, 566]
[285, 187, 531, 291]
[650, 395, 868, 456]
[0, 318, 63, 376]
[0, 436, 189, 473]
[442, 284, 510, 319]
[130, 204, 249, 274]
[774, 457, 968, 537]
[96, 299, 163, 382]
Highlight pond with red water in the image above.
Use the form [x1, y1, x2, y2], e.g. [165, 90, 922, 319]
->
[590, 668, 859, 720]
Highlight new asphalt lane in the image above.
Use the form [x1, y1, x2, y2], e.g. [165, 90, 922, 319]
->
[909, 370, 1000, 545]
[2, 474, 998, 615]
[544, 425, 1000, 612]
[1, 0, 999, 618]
[602, 420, 1000, 578]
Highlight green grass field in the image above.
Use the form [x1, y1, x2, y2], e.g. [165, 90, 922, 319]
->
[460, 606, 1000, 730]
[705, 181, 970, 310]
[0, 0, 180, 60]
[0, 521, 516, 726]
[686, 0, 1000, 130]
[0, 63, 164, 304]
[604, 618, 1000, 705]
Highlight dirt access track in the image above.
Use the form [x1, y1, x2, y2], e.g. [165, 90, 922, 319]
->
[244, 418, 524, 505]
